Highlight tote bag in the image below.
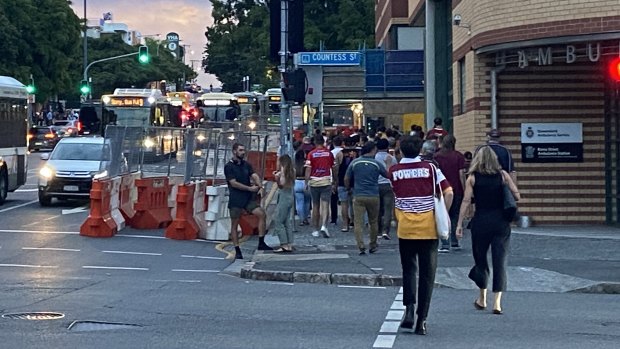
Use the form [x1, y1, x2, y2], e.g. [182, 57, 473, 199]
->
[502, 182, 517, 222]
[431, 165, 450, 240]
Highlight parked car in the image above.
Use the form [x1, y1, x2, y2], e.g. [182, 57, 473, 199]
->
[37, 137, 110, 206]
[28, 126, 61, 152]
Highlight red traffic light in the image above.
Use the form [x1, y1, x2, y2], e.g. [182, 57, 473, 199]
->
[609, 57, 620, 82]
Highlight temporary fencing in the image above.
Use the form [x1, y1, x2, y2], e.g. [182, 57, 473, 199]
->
[81, 124, 280, 240]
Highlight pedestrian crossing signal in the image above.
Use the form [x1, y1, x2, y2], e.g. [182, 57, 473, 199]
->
[609, 57, 620, 82]
[138, 46, 150, 64]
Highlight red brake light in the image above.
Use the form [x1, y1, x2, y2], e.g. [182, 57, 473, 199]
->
[77, 122, 82, 131]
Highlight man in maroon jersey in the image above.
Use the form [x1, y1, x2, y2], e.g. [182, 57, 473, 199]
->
[305, 135, 336, 238]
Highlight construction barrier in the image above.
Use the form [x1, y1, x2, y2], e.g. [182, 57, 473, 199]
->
[80, 178, 117, 238]
[165, 181, 208, 240]
[127, 177, 173, 229]
[108, 176, 125, 231]
[246, 151, 278, 181]
[202, 184, 231, 240]
[119, 172, 141, 221]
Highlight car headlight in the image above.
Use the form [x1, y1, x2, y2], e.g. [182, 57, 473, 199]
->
[39, 166, 54, 179]
[91, 170, 108, 180]
[144, 138, 155, 148]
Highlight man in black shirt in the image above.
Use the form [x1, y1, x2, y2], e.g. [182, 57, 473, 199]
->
[224, 143, 273, 259]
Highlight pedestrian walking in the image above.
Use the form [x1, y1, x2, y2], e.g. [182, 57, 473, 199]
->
[478, 129, 516, 183]
[456, 146, 520, 315]
[434, 134, 467, 251]
[272, 154, 295, 253]
[425, 117, 448, 141]
[330, 137, 344, 226]
[224, 143, 273, 259]
[375, 139, 396, 240]
[344, 141, 389, 255]
[420, 140, 440, 167]
[294, 149, 310, 226]
[305, 135, 336, 238]
[389, 135, 453, 335]
[334, 137, 358, 232]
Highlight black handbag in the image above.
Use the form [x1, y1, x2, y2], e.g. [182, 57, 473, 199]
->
[502, 183, 517, 222]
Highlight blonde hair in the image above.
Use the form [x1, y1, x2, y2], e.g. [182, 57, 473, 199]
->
[278, 154, 295, 186]
[468, 146, 502, 175]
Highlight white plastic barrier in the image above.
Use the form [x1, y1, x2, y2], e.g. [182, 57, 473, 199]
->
[168, 176, 184, 219]
[109, 176, 125, 231]
[202, 184, 232, 241]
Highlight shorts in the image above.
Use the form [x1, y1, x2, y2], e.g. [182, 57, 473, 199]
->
[229, 201, 260, 219]
[310, 185, 332, 205]
[337, 186, 350, 201]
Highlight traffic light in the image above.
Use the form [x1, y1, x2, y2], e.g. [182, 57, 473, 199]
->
[609, 57, 620, 82]
[80, 80, 90, 95]
[282, 69, 307, 103]
[138, 45, 150, 64]
[26, 84, 36, 94]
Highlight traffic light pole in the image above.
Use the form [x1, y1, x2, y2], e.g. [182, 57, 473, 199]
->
[82, 52, 138, 99]
[279, 0, 290, 157]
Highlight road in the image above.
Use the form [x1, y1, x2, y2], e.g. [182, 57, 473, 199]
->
[0, 153, 618, 348]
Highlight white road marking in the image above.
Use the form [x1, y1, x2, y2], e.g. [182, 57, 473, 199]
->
[178, 280, 201, 283]
[181, 254, 225, 260]
[394, 294, 403, 301]
[61, 206, 89, 215]
[373, 335, 396, 348]
[337, 285, 386, 289]
[115, 234, 165, 239]
[371, 267, 384, 271]
[399, 287, 403, 293]
[0, 229, 79, 235]
[390, 301, 405, 310]
[0, 263, 58, 269]
[15, 188, 38, 192]
[385, 310, 404, 321]
[269, 282, 294, 286]
[0, 200, 38, 213]
[102, 250, 162, 256]
[82, 266, 149, 271]
[379, 321, 400, 333]
[171, 269, 220, 273]
[22, 221, 41, 227]
[22, 247, 81, 252]
[43, 215, 61, 221]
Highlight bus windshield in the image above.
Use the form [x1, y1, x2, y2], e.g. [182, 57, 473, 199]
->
[104, 107, 150, 127]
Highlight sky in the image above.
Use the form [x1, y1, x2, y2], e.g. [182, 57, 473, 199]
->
[71, 0, 220, 88]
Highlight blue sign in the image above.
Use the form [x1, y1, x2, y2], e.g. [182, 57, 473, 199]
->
[298, 52, 361, 66]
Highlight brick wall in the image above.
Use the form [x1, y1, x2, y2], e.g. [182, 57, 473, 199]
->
[453, 0, 620, 60]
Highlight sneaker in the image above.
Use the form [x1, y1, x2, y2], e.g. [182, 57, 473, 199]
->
[369, 246, 378, 254]
[359, 249, 366, 255]
[312, 231, 320, 237]
[320, 226, 330, 238]
[451, 244, 462, 251]
[382, 233, 391, 240]
[438, 247, 450, 253]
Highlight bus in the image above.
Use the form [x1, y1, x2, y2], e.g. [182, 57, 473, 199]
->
[232, 92, 261, 120]
[0, 76, 28, 204]
[100, 88, 179, 161]
[264, 88, 282, 125]
[195, 92, 239, 124]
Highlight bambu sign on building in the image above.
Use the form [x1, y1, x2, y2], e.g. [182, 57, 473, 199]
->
[521, 123, 583, 163]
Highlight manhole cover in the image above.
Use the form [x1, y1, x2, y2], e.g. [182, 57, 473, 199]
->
[68, 320, 143, 332]
[2, 312, 65, 320]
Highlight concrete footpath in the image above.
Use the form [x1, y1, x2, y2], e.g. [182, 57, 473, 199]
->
[225, 223, 620, 294]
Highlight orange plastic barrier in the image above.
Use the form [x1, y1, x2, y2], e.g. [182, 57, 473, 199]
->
[165, 183, 199, 240]
[127, 177, 172, 229]
[119, 173, 139, 220]
[246, 151, 278, 181]
[239, 213, 259, 235]
[80, 179, 117, 238]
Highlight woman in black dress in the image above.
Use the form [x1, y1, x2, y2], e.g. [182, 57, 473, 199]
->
[456, 146, 520, 314]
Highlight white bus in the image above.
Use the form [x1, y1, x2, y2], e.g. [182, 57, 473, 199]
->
[0, 76, 28, 204]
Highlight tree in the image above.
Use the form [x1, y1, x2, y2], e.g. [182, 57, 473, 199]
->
[203, 0, 375, 92]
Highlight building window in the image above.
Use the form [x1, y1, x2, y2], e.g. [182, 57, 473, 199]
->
[459, 58, 466, 114]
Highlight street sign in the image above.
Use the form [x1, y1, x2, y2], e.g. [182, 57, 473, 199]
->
[297, 52, 361, 66]
[166, 32, 180, 60]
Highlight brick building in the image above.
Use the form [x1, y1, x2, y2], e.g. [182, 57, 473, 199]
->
[377, 0, 620, 225]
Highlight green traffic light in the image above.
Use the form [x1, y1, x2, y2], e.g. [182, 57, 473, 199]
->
[80, 86, 90, 95]
[138, 46, 149, 64]
[26, 85, 36, 94]
[139, 54, 150, 64]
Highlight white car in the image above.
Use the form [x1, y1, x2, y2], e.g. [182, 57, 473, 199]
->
[38, 137, 110, 206]
[52, 119, 80, 137]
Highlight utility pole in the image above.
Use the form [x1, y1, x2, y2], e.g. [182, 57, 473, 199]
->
[279, 0, 290, 157]
[83, 0, 88, 101]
